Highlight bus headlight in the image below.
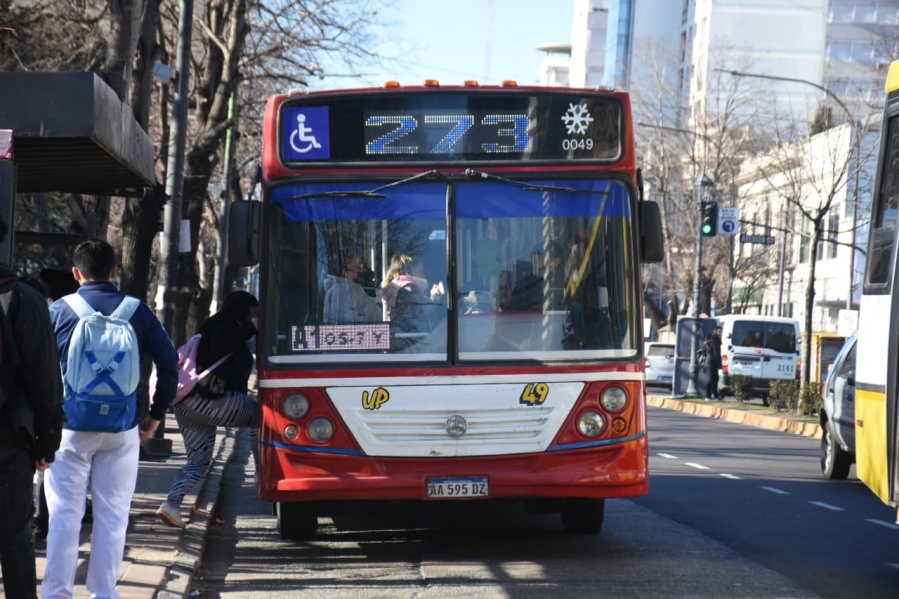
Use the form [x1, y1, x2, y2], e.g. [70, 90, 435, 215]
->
[577, 411, 605, 437]
[282, 393, 310, 419]
[600, 386, 628, 412]
[308, 417, 334, 443]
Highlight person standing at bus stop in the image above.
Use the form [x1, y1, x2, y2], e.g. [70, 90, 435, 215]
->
[0, 218, 64, 599]
[704, 326, 723, 400]
[157, 289, 262, 529]
[42, 240, 179, 599]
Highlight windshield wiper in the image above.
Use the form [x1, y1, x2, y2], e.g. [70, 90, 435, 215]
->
[461, 168, 609, 195]
[289, 190, 386, 200]
[285, 170, 446, 202]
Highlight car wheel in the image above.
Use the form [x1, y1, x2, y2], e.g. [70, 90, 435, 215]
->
[276, 501, 319, 540]
[560, 498, 605, 534]
[821, 423, 852, 480]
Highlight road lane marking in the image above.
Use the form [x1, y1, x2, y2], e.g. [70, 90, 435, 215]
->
[657, 453, 678, 459]
[720, 473, 742, 479]
[865, 519, 899, 530]
[685, 462, 710, 470]
[809, 501, 844, 511]
[761, 486, 790, 495]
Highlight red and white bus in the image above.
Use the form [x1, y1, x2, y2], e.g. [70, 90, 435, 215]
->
[229, 80, 664, 539]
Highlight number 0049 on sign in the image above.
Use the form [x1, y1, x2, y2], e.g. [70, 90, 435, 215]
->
[426, 477, 489, 499]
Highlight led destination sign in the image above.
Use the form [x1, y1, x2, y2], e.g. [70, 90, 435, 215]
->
[280, 92, 623, 164]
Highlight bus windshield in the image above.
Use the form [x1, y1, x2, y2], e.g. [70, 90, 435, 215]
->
[262, 175, 637, 364]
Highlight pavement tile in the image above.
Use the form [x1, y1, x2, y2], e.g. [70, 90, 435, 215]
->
[6, 422, 236, 599]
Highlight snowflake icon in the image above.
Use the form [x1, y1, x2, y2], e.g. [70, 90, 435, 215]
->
[561, 103, 594, 135]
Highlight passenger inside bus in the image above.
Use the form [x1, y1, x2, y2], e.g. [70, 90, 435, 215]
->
[322, 254, 382, 323]
[509, 243, 566, 311]
[378, 252, 444, 332]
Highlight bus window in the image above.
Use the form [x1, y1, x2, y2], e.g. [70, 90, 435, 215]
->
[455, 178, 637, 359]
[865, 115, 899, 289]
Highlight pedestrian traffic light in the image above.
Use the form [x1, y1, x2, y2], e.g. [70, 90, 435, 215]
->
[701, 201, 718, 237]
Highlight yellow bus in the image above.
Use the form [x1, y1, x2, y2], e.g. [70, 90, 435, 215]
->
[856, 60, 899, 522]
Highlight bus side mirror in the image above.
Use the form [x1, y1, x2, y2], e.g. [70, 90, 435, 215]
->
[229, 199, 260, 267]
[640, 200, 664, 263]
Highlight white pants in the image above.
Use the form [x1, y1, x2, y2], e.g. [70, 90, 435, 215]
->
[42, 427, 140, 599]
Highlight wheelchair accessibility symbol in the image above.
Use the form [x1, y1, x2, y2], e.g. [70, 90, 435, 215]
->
[290, 114, 322, 153]
[282, 106, 330, 160]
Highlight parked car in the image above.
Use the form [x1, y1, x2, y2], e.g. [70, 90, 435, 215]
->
[716, 315, 801, 404]
[644, 342, 675, 387]
[820, 331, 857, 480]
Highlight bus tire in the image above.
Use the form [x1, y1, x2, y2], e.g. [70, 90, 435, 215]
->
[276, 501, 319, 540]
[560, 498, 604, 534]
[821, 423, 852, 480]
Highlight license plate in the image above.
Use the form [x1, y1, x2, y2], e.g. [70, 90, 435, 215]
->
[426, 476, 489, 499]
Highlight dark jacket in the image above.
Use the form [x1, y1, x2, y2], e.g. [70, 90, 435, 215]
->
[0, 265, 64, 462]
[194, 316, 256, 395]
[49, 281, 179, 423]
[704, 336, 722, 370]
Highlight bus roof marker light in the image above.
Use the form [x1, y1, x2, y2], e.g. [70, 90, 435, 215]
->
[384, 81, 401, 88]
[463, 80, 479, 87]
[501, 80, 518, 87]
[423, 79, 440, 87]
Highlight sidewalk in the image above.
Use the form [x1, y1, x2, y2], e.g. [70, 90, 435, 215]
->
[646, 393, 822, 438]
[32, 421, 238, 599]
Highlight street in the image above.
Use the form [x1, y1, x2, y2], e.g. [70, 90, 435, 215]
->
[188, 405, 899, 598]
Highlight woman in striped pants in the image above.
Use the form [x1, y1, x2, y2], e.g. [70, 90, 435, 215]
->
[156, 290, 261, 529]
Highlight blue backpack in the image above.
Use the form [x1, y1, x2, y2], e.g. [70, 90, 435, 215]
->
[62, 293, 141, 432]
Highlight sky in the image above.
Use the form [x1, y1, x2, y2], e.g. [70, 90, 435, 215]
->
[330, 0, 575, 88]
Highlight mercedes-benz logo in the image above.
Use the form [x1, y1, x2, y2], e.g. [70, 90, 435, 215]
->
[445, 415, 467, 438]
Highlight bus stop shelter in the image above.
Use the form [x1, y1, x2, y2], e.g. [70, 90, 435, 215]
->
[0, 72, 156, 262]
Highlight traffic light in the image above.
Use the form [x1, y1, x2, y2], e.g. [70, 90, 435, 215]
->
[701, 201, 718, 237]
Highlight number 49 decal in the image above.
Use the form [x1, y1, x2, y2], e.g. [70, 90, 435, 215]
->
[520, 383, 550, 405]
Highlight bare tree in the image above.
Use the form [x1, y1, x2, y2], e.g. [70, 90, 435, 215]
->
[632, 40, 766, 320]
[740, 108, 877, 412]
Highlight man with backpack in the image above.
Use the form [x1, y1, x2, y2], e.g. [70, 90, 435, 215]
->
[42, 240, 179, 599]
[0, 219, 64, 599]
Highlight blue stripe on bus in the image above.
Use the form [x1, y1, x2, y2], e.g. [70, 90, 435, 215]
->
[261, 431, 646, 455]
[270, 179, 631, 222]
[546, 431, 646, 452]
[262, 438, 367, 456]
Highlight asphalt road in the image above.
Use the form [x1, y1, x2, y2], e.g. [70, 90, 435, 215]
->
[183, 409, 899, 598]
[636, 406, 899, 599]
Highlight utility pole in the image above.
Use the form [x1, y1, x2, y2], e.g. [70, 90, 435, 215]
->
[211, 91, 237, 314]
[158, 0, 194, 333]
[148, 0, 193, 459]
[687, 175, 714, 397]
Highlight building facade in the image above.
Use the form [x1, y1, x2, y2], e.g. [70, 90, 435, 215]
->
[553, 0, 899, 335]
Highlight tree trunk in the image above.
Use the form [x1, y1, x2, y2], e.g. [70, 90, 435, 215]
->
[796, 222, 823, 415]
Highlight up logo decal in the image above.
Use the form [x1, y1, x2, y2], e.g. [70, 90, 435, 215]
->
[361, 387, 390, 410]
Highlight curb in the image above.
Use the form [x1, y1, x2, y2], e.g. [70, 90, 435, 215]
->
[647, 396, 822, 438]
[156, 427, 237, 599]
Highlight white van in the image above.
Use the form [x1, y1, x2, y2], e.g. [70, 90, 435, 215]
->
[716, 315, 801, 401]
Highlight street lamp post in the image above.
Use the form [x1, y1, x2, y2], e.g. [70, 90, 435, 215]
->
[687, 174, 714, 397]
[715, 68, 859, 311]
